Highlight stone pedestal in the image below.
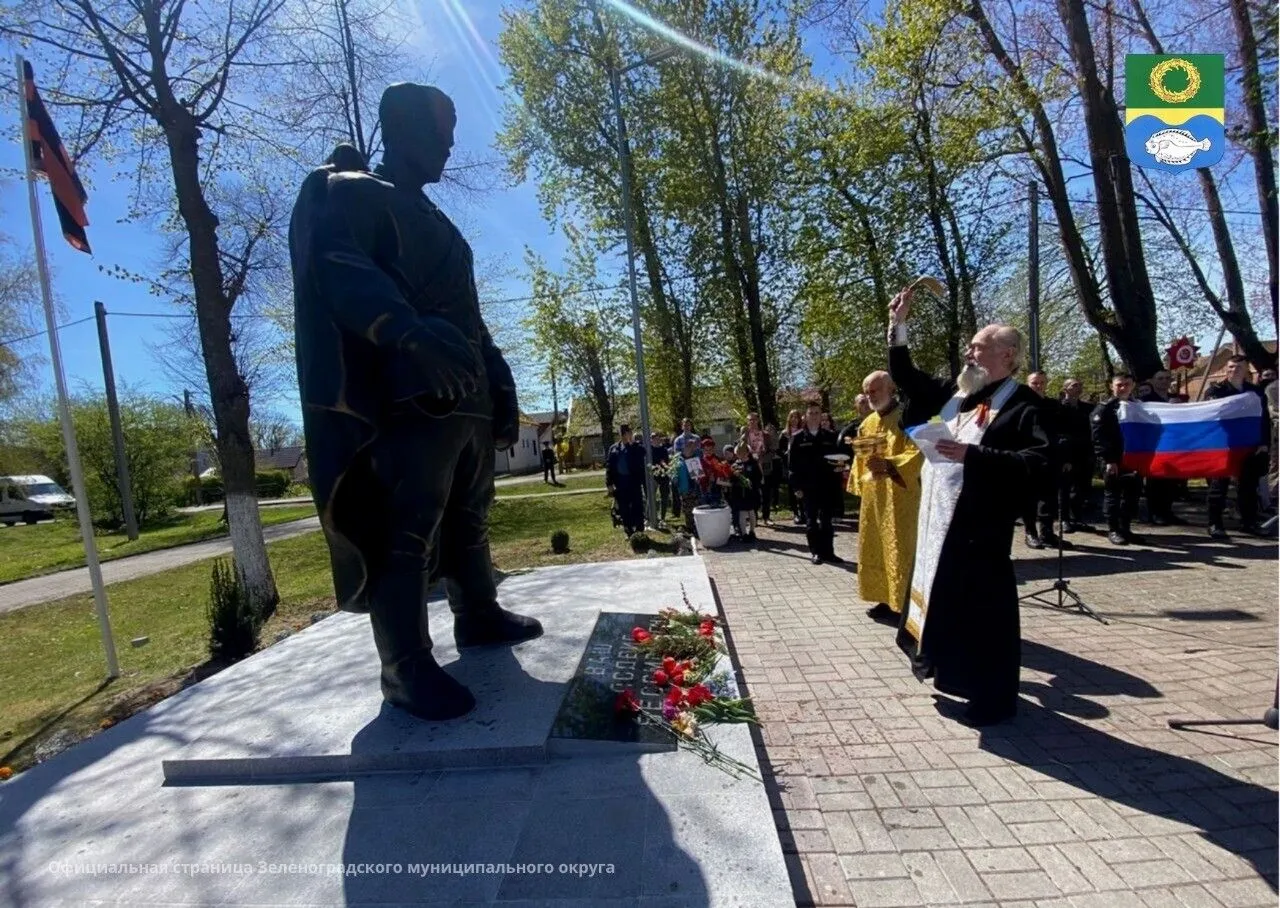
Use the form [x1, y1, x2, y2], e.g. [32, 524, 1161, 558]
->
[0, 557, 792, 907]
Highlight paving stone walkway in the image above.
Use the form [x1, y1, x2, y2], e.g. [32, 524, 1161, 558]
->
[703, 513, 1278, 907]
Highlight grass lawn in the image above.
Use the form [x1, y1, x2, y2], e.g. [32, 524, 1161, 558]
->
[0, 506, 317, 585]
[495, 474, 607, 497]
[0, 491, 669, 774]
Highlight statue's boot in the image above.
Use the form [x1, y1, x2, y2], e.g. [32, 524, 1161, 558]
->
[370, 571, 475, 721]
[445, 541, 544, 649]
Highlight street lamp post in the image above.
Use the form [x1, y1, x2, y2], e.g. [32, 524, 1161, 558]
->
[592, 0, 679, 530]
[606, 62, 657, 529]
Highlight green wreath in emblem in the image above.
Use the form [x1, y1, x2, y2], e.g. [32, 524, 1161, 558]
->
[1149, 58, 1201, 105]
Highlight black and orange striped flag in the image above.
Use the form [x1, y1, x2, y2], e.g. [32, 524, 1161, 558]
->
[22, 61, 91, 254]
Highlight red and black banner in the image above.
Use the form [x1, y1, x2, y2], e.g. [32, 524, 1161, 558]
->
[23, 61, 91, 254]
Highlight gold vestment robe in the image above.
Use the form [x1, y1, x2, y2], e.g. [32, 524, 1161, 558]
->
[850, 407, 923, 613]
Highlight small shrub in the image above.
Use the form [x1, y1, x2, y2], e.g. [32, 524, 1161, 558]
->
[628, 531, 653, 554]
[255, 469, 293, 500]
[285, 482, 311, 498]
[550, 529, 570, 554]
[179, 475, 225, 506]
[206, 558, 260, 663]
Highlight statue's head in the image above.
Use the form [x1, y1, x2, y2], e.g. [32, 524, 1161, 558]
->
[379, 83, 456, 184]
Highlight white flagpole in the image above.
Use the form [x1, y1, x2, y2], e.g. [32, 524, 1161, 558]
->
[16, 53, 119, 679]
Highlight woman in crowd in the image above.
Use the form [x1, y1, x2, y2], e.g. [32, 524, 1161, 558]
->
[758, 425, 780, 525]
[782, 409, 804, 523]
[731, 441, 762, 541]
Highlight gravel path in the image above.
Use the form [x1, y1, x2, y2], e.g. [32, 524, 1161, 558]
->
[0, 518, 321, 616]
[0, 480, 612, 615]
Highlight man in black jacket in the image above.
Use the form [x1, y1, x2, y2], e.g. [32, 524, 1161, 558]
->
[650, 431, 672, 525]
[540, 441, 558, 485]
[1206, 356, 1270, 539]
[788, 400, 842, 564]
[1058, 378, 1096, 531]
[606, 425, 648, 537]
[1091, 372, 1144, 546]
[1138, 370, 1184, 525]
[1021, 372, 1072, 550]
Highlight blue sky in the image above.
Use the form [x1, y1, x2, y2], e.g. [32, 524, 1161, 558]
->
[0, 3, 570, 421]
[2, 2, 1266, 426]
[0, 1, 852, 425]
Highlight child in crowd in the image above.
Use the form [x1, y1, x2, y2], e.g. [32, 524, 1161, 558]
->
[699, 437, 730, 507]
[674, 439, 703, 536]
[731, 442, 761, 541]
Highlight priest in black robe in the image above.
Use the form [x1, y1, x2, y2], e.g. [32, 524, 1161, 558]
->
[886, 286, 1049, 726]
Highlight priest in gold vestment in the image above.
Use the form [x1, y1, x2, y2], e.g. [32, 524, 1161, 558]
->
[850, 371, 923, 626]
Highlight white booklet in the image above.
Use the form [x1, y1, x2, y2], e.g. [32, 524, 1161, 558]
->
[907, 421, 956, 465]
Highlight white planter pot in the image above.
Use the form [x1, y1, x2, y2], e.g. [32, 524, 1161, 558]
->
[692, 505, 733, 548]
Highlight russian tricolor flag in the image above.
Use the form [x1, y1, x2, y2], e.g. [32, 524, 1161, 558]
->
[1119, 395, 1264, 479]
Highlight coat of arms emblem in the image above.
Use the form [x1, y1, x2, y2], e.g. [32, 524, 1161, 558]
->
[1125, 55, 1225, 174]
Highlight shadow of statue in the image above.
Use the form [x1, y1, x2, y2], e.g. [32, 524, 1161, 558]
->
[341, 643, 713, 905]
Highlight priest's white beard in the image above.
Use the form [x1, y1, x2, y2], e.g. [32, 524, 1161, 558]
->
[957, 363, 990, 396]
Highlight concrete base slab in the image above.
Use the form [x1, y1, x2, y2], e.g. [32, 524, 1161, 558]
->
[0, 557, 791, 907]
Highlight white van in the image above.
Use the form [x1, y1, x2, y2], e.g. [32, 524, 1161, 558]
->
[0, 475, 75, 525]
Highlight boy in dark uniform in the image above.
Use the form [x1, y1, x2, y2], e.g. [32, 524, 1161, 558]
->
[606, 425, 647, 536]
[788, 401, 842, 564]
[541, 441, 558, 485]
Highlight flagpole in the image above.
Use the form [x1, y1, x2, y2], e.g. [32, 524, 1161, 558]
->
[16, 53, 119, 679]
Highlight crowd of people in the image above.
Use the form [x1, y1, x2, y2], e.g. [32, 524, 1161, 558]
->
[600, 280, 1278, 729]
[603, 354, 1278, 552]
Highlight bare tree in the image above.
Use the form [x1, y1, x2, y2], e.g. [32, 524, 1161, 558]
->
[1227, 0, 1279, 330]
[0, 234, 43, 407]
[2, 0, 293, 612]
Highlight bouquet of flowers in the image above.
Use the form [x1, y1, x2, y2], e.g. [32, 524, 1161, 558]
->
[617, 587, 760, 779]
[700, 455, 735, 490]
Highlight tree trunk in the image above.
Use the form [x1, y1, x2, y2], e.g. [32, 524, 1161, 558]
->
[1197, 173, 1276, 369]
[1055, 0, 1161, 378]
[967, 0, 1160, 377]
[734, 194, 779, 428]
[161, 108, 278, 615]
[590, 363, 614, 446]
[944, 202, 979, 340]
[1229, 0, 1279, 330]
[837, 186, 889, 310]
[630, 168, 694, 431]
[1128, 0, 1276, 369]
[914, 100, 963, 377]
[730, 299, 759, 414]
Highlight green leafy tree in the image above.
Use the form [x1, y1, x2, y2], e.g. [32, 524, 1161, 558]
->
[22, 392, 200, 526]
[524, 232, 633, 445]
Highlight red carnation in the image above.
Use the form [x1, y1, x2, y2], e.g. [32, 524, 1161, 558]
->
[652, 669, 669, 686]
[662, 656, 677, 672]
[686, 684, 714, 707]
[631, 627, 652, 644]
[698, 621, 716, 638]
[615, 689, 641, 716]
[665, 686, 685, 706]
[671, 671, 685, 687]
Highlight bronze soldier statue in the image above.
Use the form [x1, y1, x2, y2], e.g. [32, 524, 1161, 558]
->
[289, 84, 542, 721]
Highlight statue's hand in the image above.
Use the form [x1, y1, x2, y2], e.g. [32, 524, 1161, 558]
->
[396, 318, 481, 402]
[492, 383, 520, 449]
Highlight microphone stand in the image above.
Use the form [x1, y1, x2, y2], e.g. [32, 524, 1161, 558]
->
[1019, 474, 1108, 625]
[1168, 679, 1279, 734]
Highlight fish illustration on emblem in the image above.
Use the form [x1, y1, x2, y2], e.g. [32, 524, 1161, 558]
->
[1125, 55, 1225, 174]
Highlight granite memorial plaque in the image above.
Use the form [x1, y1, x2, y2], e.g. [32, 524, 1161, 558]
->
[549, 612, 677, 750]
